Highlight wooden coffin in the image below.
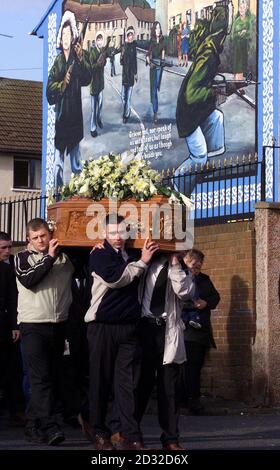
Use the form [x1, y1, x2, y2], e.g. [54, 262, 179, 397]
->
[47, 195, 188, 251]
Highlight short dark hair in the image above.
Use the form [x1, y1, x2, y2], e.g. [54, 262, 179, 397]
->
[105, 213, 125, 226]
[26, 218, 50, 235]
[184, 248, 204, 264]
[0, 231, 11, 242]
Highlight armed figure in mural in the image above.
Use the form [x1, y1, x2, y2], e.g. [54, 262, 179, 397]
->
[46, 10, 91, 191]
[176, 1, 233, 169]
[176, 0, 257, 179]
[89, 30, 118, 138]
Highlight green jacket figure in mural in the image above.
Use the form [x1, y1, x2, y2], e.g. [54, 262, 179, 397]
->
[176, 1, 233, 179]
[46, 10, 91, 190]
[89, 32, 116, 138]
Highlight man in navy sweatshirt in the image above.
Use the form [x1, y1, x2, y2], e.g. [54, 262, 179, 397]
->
[85, 213, 158, 450]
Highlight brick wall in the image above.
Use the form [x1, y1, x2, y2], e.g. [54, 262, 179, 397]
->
[193, 221, 256, 401]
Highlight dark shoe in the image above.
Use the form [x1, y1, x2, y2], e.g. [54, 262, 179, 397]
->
[78, 413, 94, 443]
[153, 113, 158, 124]
[123, 116, 128, 124]
[25, 425, 46, 444]
[97, 118, 103, 129]
[118, 439, 146, 450]
[93, 434, 114, 450]
[91, 130, 98, 138]
[47, 430, 65, 446]
[163, 443, 185, 451]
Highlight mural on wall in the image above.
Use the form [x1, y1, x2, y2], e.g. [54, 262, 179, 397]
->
[45, 0, 257, 194]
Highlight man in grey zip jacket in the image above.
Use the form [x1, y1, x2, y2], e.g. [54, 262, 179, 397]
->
[15, 218, 73, 446]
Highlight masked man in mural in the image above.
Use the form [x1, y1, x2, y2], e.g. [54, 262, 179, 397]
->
[176, 1, 234, 174]
[46, 10, 91, 190]
[120, 27, 137, 124]
[89, 32, 110, 138]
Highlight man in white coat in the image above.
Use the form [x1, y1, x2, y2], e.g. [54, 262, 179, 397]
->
[135, 252, 195, 450]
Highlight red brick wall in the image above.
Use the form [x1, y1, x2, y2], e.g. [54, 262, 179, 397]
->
[194, 222, 256, 401]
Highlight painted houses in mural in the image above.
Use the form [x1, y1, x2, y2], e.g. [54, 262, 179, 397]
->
[32, 0, 278, 210]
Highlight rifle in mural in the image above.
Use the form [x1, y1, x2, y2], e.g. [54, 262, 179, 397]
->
[120, 27, 126, 65]
[149, 58, 174, 68]
[146, 58, 174, 92]
[97, 28, 117, 66]
[212, 73, 259, 109]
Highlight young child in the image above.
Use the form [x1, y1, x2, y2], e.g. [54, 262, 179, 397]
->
[181, 294, 202, 329]
[180, 250, 205, 329]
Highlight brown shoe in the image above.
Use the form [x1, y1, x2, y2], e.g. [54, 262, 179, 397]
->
[163, 443, 185, 451]
[119, 439, 147, 450]
[111, 432, 125, 448]
[77, 413, 94, 443]
[93, 434, 114, 450]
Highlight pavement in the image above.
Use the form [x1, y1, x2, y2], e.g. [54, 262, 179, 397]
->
[1, 397, 280, 452]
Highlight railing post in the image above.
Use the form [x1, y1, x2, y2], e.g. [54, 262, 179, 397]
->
[261, 146, 266, 201]
[7, 201, 12, 237]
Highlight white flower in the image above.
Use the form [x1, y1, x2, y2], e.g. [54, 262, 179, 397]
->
[57, 153, 166, 202]
[179, 193, 193, 209]
[79, 180, 91, 197]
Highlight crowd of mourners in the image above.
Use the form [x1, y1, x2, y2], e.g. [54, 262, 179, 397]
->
[0, 216, 220, 450]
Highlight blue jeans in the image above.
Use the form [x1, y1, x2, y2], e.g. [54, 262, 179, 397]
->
[54, 145, 81, 189]
[121, 85, 133, 119]
[185, 109, 225, 165]
[151, 67, 161, 114]
[91, 92, 103, 132]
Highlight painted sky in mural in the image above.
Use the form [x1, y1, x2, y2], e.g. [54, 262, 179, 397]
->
[45, 0, 257, 192]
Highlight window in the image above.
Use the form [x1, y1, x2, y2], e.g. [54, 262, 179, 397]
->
[176, 14, 182, 25]
[205, 6, 213, 20]
[13, 158, 41, 189]
[186, 9, 192, 26]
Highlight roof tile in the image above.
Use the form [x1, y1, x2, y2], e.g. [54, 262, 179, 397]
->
[0, 77, 42, 154]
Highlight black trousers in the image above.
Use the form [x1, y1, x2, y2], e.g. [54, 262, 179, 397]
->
[184, 341, 207, 399]
[20, 322, 66, 431]
[136, 320, 182, 445]
[87, 322, 141, 442]
[0, 333, 24, 415]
